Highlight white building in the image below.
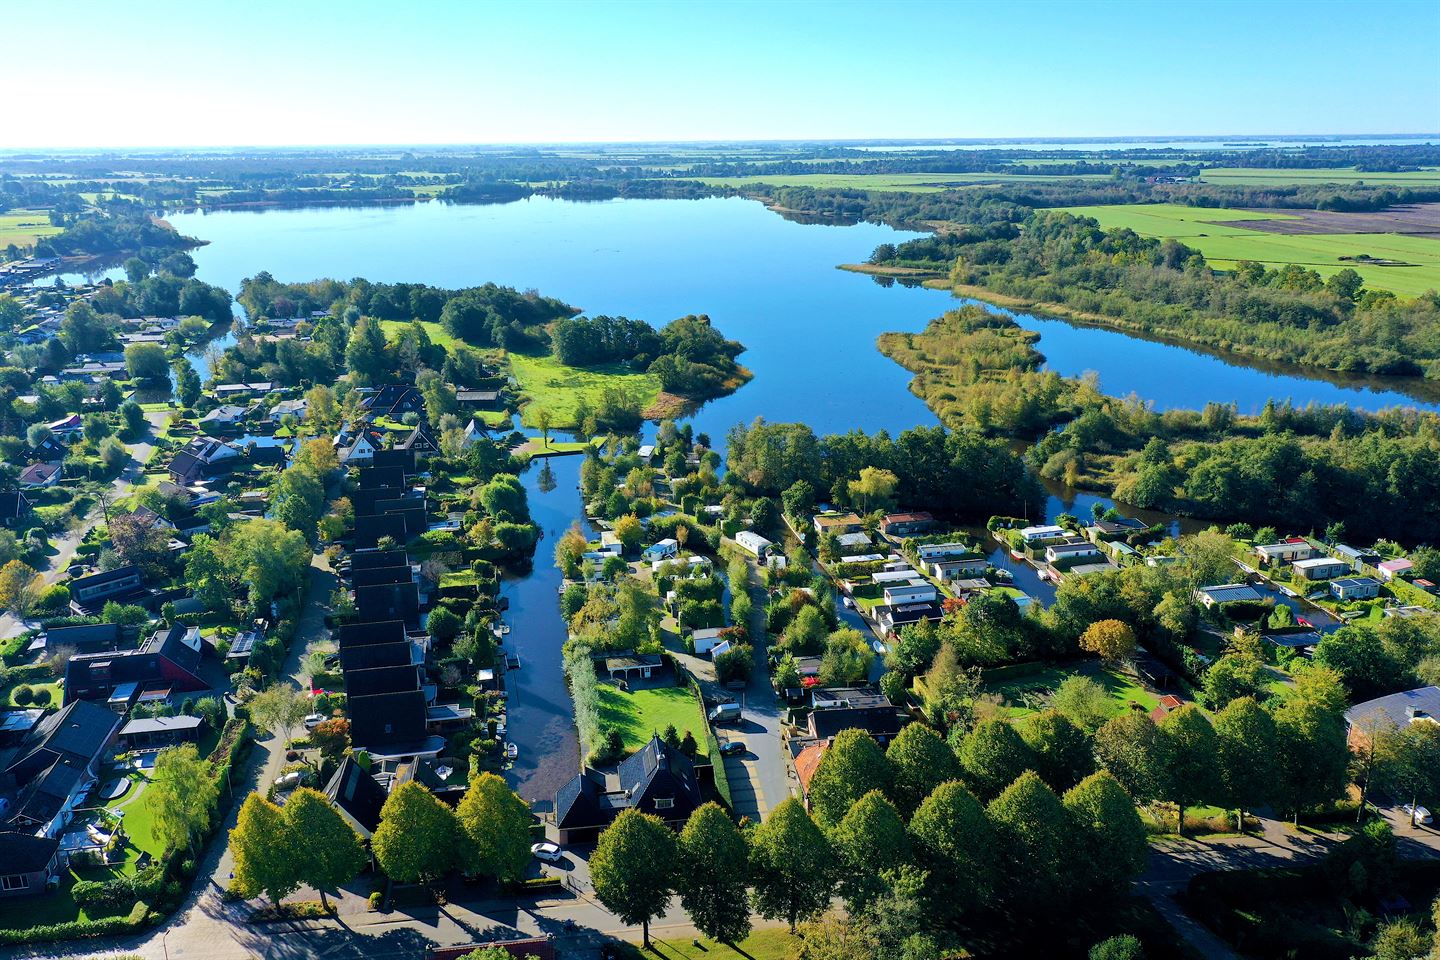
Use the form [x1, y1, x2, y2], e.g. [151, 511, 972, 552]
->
[735, 530, 773, 559]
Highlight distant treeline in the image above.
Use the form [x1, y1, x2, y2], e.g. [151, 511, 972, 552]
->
[552, 313, 749, 397]
[35, 212, 200, 260]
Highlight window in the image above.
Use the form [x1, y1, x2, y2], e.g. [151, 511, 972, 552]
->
[653, 798, 674, 811]
[2, 874, 30, 891]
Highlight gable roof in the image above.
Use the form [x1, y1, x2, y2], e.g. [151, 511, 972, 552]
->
[323, 756, 388, 838]
[0, 489, 31, 521]
[1346, 686, 1440, 731]
[347, 690, 429, 751]
[0, 832, 60, 873]
[4, 700, 120, 780]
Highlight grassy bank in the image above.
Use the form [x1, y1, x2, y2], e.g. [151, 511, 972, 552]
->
[508, 351, 662, 429]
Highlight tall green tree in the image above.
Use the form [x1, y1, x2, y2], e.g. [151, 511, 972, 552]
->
[344, 315, 389, 385]
[749, 798, 835, 932]
[1271, 666, 1350, 824]
[676, 803, 751, 945]
[1158, 704, 1219, 834]
[1062, 772, 1149, 894]
[907, 780, 995, 924]
[1373, 721, 1440, 827]
[1094, 711, 1163, 804]
[1019, 709, 1094, 793]
[829, 789, 912, 913]
[884, 723, 961, 818]
[285, 787, 367, 908]
[456, 772, 533, 883]
[807, 729, 892, 827]
[1213, 697, 1277, 832]
[957, 717, 1034, 801]
[147, 743, 219, 858]
[372, 782, 462, 889]
[590, 810, 678, 947]
[986, 770, 1072, 911]
[230, 793, 300, 904]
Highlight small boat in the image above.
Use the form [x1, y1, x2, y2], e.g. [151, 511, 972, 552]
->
[504, 742, 518, 760]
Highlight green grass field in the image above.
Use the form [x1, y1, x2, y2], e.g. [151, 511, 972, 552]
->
[508, 351, 661, 429]
[615, 929, 796, 960]
[696, 171, 1099, 193]
[0, 208, 63, 249]
[985, 661, 1160, 720]
[1198, 166, 1440, 187]
[0, 676, 62, 707]
[1062, 202, 1440, 297]
[378, 318, 462, 351]
[596, 684, 710, 759]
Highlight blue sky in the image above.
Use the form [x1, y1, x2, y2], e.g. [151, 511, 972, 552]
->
[5, 0, 1437, 147]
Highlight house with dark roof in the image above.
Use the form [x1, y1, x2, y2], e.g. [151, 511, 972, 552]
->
[323, 756, 389, 838]
[555, 735, 704, 844]
[167, 435, 241, 485]
[0, 832, 62, 898]
[806, 687, 903, 743]
[346, 690, 441, 762]
[118, 715, 203, 749]
[354, 513, 410, 550]
[26, 435, 68, 464]
[398, 423, 438, 454]
[358, 466, 407, 491]
[0, 489, 31, 529]
[361, 385, 426, 419]
[43, 623, 121, 655]
[879, 512, 935, 536]
[68, 565, 148, 613]
[355, 581, 420, 628]
[370, 448, 416, 474]
[455, 388, 502, 411]
[1345, 686, 1440, 745]
[2, 700, 121, 837]
[63, 624, 207, 706]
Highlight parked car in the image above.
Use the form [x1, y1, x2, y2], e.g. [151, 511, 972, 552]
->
[719, 740, 746, 757]
[708, 702, 742, 725]
[1402, 803, 1432, 825]
[531, 841, 564, 863]
[302, 713, 325, 730]
[274, 771, 302, 791]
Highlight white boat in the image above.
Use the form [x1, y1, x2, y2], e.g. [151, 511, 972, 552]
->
[504, 742, 519, 760]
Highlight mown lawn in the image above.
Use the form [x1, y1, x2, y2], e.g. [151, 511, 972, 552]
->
[378, 318, 462, 351]
[986, 661, 1160, 720]
[616, 928, 796, 959]
[508, 351, 661, 429]
[0, 676, 62, 708]
[0, 208, 63, 248]
[596, 684, 710, 759]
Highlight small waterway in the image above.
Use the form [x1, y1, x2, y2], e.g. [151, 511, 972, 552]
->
[498, 454, 590, 808]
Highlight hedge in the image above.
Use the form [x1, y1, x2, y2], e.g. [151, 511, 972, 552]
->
[0, 901, 151, 945]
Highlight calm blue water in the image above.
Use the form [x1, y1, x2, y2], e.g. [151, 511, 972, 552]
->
[158, 197, 1439, 423]
[854, 136, 1439, 152]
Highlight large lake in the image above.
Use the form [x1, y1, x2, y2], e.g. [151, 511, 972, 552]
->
[165, 197, 1440, 429]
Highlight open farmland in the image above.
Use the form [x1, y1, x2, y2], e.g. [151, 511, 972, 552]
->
[0, 208, 62, 249]
[1197, 165, 1440, 187]
[696, 170, 1101, 192]
[1063, 202, 1440, 296]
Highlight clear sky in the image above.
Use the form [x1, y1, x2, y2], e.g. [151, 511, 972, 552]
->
[5, 0, 1438, 148]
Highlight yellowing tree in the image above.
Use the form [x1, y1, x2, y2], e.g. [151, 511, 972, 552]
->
[847, 467, 899, 515]
[1079, 619, 1137, 663]
[0, 560, 41, 615]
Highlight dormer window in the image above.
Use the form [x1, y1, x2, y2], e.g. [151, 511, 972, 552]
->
[653, 797, 674, 810]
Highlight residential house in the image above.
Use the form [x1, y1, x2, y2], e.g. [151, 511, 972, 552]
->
[603, 654, 664, 682]
[347, 690, 443, 762]
[63, 625, 207, 706]
[211, 381, 274, 400]
[916, 542, 977, 563]
[1044, 538, 1102, 565]
[0, 833, 61, 898]
[807, 687, 903, 743]
[117, 715, 203, 749]
[1378, 558, 1415, 582]
[46, 413, 82, 436]
[68, 565, 148, 613]
[335, 425, 386, 466]
[398, 423, 438, 455]
[322, 755, 389, 839]
[642, 539, 678, 562]
[426, 938, 556, 960]
[814, 512, 863, 536]
[1, 700, 121, 838]
[880, 512, 934, 537]
[1085, 517, 1149, 542]
[1018, 524, 1068, 545]
[1255, 539, 1317, 565]
[198, 405, 250, 430]
[554, 735, 704, 844]
[167, 435, 240, 485]
[734, 530, 772, 559]
[42, 623, 121, 655]
[455, 388, 502, 411]
[835, 532, 873, 553]
[691, 627, 727, 656]
[361, 385, 426, 419]
[26, 435, 68, 463]
[882, 581, 937, 606]
[1197, 583, 1264, 609]
[267, 398, 308, 423]
[1333, 544, 1381, 570]
[1345, 686, 1440, 745]
[874, 600, 941, 636]
[17, 461, 61, 489]
[1292, 557, 1351, 581]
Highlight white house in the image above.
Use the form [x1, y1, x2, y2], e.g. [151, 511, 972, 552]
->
[735, 530, 772, 559]
[836, 532, 873, 552]
[692, 627, 727, 656]
[1018, 524, 1067, 544]
[1255, 540, 1317, 564]
[1331, 577, 1382, 601]
[882, 581, 938, 606]
[916, 542, 974, 563]
[1378, 558, 1415, 581]
[926, 557, 988, 580]
[1044, 540, 1101, 564]
[643, 538, 679, 562]
[1292, 557, 1350, 581]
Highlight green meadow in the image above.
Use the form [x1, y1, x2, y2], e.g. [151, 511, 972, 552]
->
[1063, 203, 1440, 297]
[0, 208, 62, 248]
[1197, 166, 1440, 187]
[507, 351, 661, 429]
